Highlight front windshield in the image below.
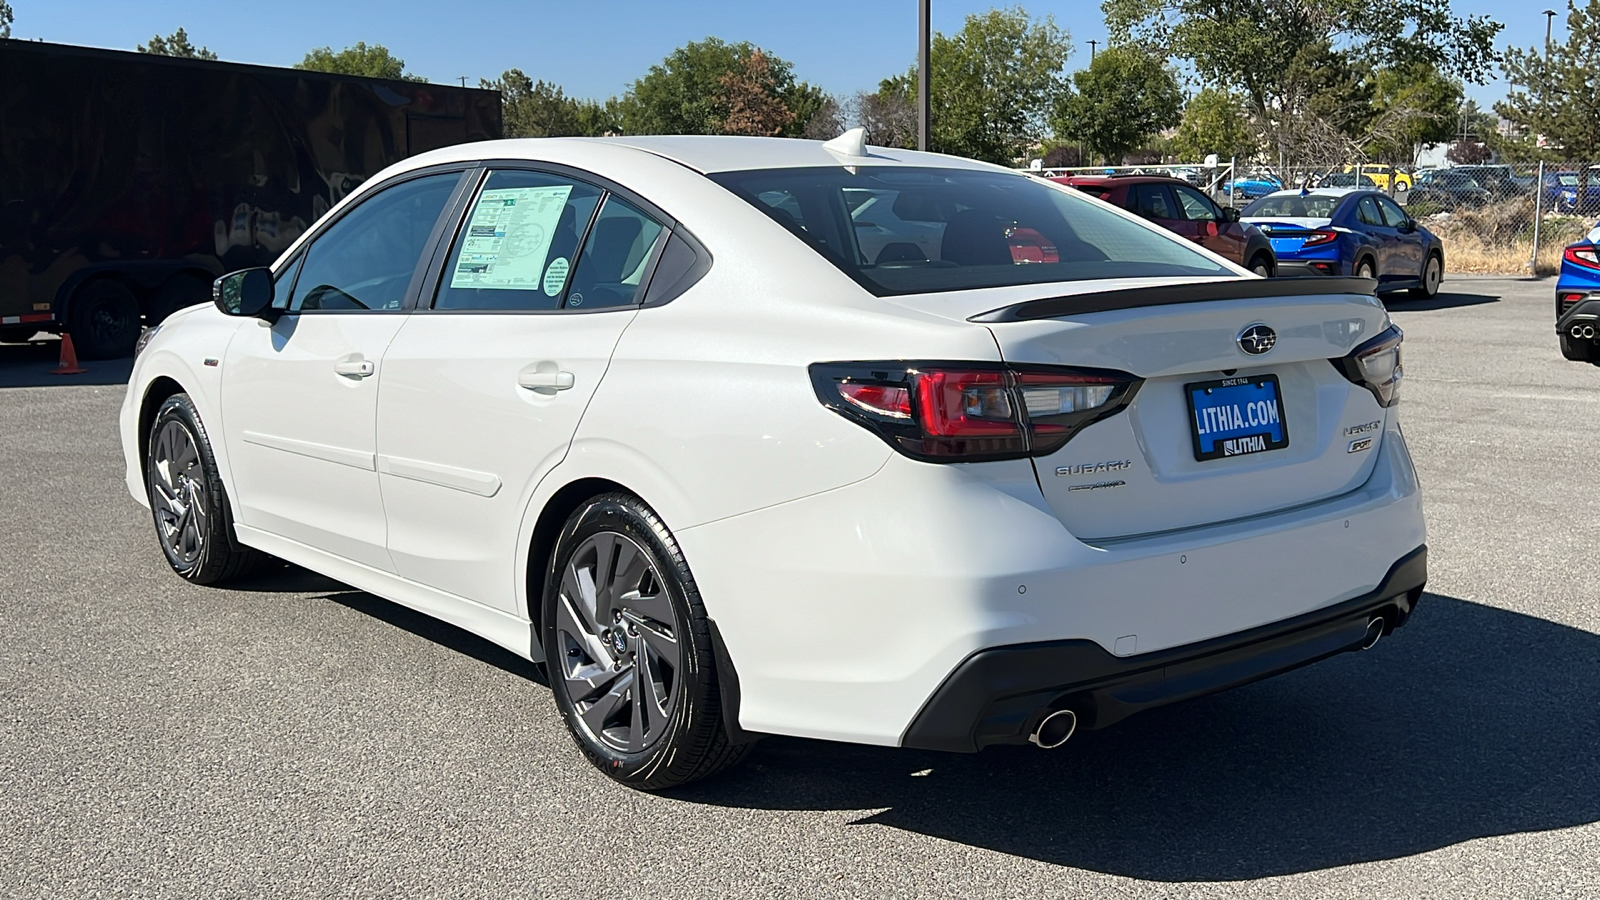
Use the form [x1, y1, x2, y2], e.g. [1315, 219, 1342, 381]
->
[709, 167, 1232, 296]
[1241, 193, 1344, 218]
[1559, 174, 1580, 186]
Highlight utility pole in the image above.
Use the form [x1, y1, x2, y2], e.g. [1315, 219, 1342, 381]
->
[1545, 9, 1557, 56]
[458, 75, 468, 88]
[1088, 39, 1098, 60]
[917, 0, 931, 152]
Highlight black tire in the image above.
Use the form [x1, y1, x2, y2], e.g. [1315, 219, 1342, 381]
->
[543, 493, 752, 790]
[145, 393, 272, 585]
[1247, 254, 1274, 277]
[1356, 258, 1377, 281]
[1411, 253, 1443, 298]
[147, 272, 211, 324]
[1560, 334, 1599, 362]
[68, 280, 142, 359]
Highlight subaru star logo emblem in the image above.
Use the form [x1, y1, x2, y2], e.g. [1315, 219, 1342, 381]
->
[1238, 324, 1277, 355]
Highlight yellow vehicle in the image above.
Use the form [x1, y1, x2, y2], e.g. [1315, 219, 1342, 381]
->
[1342, 164, 1414, 192]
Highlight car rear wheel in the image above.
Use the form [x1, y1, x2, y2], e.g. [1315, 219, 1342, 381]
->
[1356, 258, 1377, 280]
[1411, 254, 1443, 298]
[146, 393, 273, 584]
[543, 493, 752, 790]
[1248, 254, 1273, 277]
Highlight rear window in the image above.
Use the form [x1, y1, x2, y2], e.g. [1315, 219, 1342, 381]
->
[1242, 193, 1344, 218]
[708, 167, 1230, 296]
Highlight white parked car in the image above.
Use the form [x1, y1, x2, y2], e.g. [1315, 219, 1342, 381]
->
[120, 132, 1426, 790]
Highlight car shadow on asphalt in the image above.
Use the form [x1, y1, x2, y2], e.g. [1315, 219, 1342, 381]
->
[673, 593, 1600, 881]
[0, 338, 133, 388]
[1382, 290, 1500, 312]
[229, 562, 546, 685]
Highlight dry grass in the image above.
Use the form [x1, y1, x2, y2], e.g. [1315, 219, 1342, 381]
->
[1419, 199, 1592, 276]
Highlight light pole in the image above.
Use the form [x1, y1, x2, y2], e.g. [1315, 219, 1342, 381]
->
[917, 0, 931, 152]
[1545, 9, 1557, 56]
[1088, 39, 1098, 60]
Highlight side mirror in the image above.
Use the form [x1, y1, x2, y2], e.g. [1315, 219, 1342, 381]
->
[1397, 219, 1417, 234]
[1220, 207, 1241, 223]
[213, 268, 274, 318]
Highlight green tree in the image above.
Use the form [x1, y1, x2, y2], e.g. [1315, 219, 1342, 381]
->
[1, 1, 13, 39]
[138, 27, 217, 59]
[1498, 0, 1600, 162]
[482, 69, 617, 137]
[1104, 0, 1501, 168]
[1364, 62, 1463, 163]
[296, 42, 425, 81]
[1052, 45, 1181, 164]
[1171, 87, 1258, 161]
[616, 37, 824, 137]
[913, 7, 1073, 163]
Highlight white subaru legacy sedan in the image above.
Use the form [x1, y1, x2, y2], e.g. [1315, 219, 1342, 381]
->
[120, 133, 1425, 789]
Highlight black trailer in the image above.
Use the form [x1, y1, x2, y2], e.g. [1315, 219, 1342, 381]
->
[0, 39, 501, 357]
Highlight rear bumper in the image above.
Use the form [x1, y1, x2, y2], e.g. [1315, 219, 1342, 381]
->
[902, 545, 1426, 752]
[1275, 260, 1345, 277]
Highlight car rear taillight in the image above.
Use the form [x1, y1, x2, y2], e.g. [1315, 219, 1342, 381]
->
[1564, 246, 1600, 270]
[1303, 229, 1338, 247]
[811, 362, 1142, 462]
[1331, 325, 1403, 408]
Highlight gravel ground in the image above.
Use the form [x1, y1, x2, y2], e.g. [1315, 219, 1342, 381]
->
[1, 276, 1595, 898]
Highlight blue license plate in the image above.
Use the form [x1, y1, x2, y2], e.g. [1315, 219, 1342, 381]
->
[1186, 374, 1289, 461]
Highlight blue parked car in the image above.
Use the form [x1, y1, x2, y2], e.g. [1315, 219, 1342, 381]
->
[1241, 188, 1445, 298]
[1542, 171, 1600, 215]
[1554, 221, 1600, 363]
[1223, 173, 1283, 200]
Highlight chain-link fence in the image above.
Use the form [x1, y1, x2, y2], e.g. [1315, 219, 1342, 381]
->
[1027, 161, 1600, 276]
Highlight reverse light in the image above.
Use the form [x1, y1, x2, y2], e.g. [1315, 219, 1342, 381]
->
[1564, 246, 1600, 270]
[1332, 324, 1403, 408]
[811, 362, 1142, 462]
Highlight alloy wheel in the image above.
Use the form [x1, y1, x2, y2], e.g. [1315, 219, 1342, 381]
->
[149, 420, 207, 568]
[1425, 257, 1441, 294]
[553, 531, 681, 754]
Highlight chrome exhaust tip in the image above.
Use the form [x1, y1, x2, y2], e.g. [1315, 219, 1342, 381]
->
[1029, 709, 1078, 749]
[1572, 324, 1586, 339]
[1586, 325, 1597, 339]
[1360, 616, 1385, 651]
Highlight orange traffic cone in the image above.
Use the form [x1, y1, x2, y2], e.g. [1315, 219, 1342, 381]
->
[50, 334, 88, 375]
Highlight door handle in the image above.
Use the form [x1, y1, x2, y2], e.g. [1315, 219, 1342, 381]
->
[518, 370, 575, 392]
[334, 358, 375, 378]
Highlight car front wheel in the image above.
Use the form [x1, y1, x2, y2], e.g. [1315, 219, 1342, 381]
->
[543, 493, 752, 790]
[146, 393, 272, 584]
[1411, 254, 1443, 298]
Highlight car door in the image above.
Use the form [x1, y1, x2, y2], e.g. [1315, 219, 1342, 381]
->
[220, 169, 466, 571]
[1354, 195, 1400, 283]
[1173, 184, 1243, 263]
[1376, 195, 1423, 279]
[1129, 183, 1189, 241]
[374, 168, 670, 612]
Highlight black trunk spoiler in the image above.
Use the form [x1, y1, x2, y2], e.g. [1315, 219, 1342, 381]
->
[968, 276, 1378, 323]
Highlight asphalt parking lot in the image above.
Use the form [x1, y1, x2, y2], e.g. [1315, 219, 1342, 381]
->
[2, 277, 1596, 898]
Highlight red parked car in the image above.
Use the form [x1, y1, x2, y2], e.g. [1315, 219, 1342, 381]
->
[1050, 174, 1277, 276]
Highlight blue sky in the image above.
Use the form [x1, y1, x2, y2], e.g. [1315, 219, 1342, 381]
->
[6, 0, 1565, 108]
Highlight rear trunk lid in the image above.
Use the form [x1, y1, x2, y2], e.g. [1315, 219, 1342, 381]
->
[970, 278, 1391, 540]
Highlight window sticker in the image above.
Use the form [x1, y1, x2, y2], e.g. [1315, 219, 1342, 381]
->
[542, 257, 570, 296]
[450, 185, 574, 289]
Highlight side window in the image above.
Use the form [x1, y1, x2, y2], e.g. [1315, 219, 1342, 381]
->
[565, 195, 667, 310]
[1129, 184, 1175, 220]
[1356, 197, 1385, 227]
[1173, 186, 1218, 221]
[434, 170, 603, 311]
[289, 172, 459, 312]
[1377, 197, 1410, 228]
